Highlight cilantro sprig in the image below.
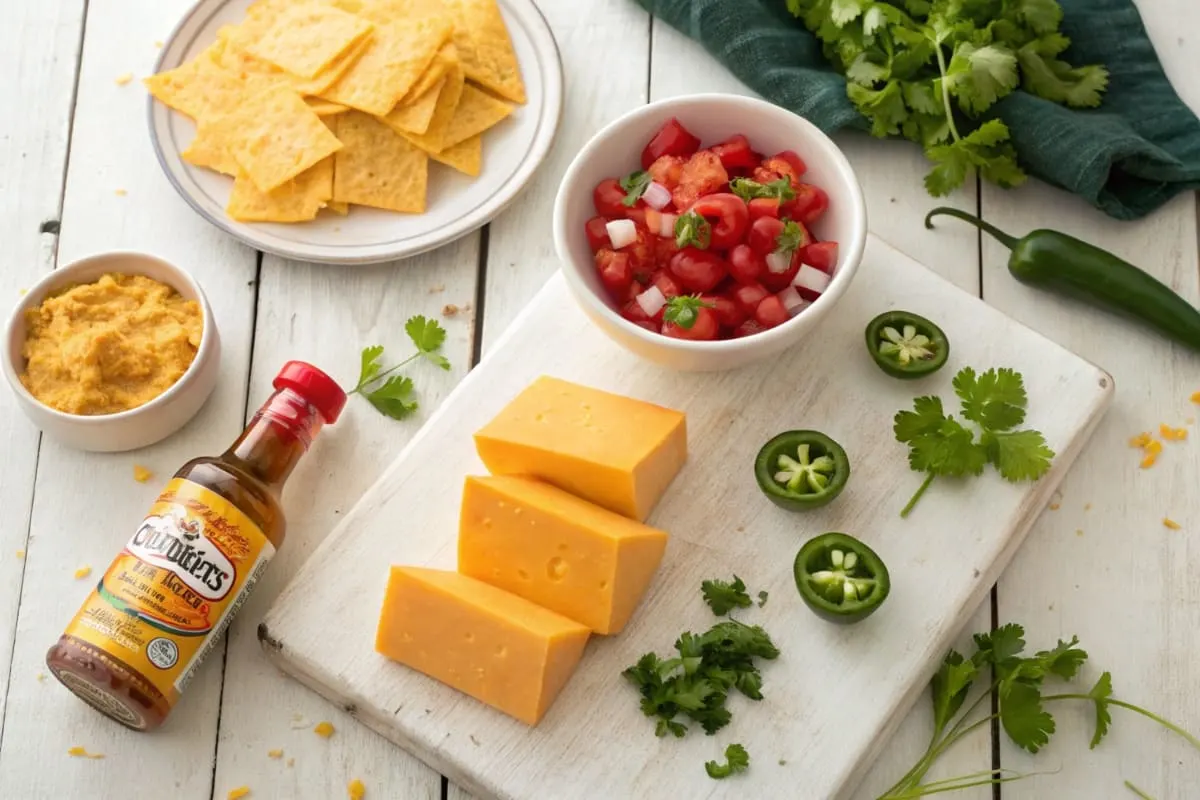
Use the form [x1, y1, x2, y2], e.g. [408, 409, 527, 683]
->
[674, 210, 711, 249]
[701, 575, 754, 616]
[619, 169, 653, 207]
[704, 743, 750, 779]
[730, 177, 795, 203]
[786, 0, 1109, 196]
[879, 623, 1200, 798]
[894, 366, 1053, 517]
[663, 295, 714, 330]
[349, 316, 451, 420]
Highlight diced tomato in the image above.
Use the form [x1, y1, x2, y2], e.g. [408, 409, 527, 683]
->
[728, 244, 765, 285]
[654, 235, 680, 269]
[624, 205, 648, 228]
[703, 294, 747, 329]
[662, 307, 720, 341]
[731, 283, 770, 315]
[652, 270, 682, 299]
[784, 184, 829, 225]
[760, 253, 801, 292]
[641, 118, 702, 170]
[748, 198, 781, 221]
[800, 241, 839, 273]
[671, 151, 729, 211]
[595, 249, 633, 296]
[585, 216, 611, 252]
[757, 151, 806, 189]
[593, 178, 628, 218]
[747, 217, 786, 257]
[668, 248, 728, 293]
[630, 319, 658, 332]
[754, 295, 790, 329]
[688, 193, 749, 250]
[626, 225, 656, 274]
[772, 150, 808, 180]
[752, 166, 784, 186]
[710, 134, 758, 172]
[621, 299, 651, 323]
[647, 155, 685, 190]
[732, 319, 765, 338]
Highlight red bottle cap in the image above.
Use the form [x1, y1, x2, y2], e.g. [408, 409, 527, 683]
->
[273, 361, 347, 424]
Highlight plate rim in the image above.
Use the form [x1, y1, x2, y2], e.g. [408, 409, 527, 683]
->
[147, 0, 564, 266]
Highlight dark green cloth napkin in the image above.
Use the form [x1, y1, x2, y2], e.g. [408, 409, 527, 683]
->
[635, 0, 1200, 221]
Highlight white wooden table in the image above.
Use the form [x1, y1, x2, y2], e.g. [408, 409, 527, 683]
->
[1, 2, 1197, 798]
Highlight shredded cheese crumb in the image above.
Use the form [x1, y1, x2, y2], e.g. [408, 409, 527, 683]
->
[36, 672, 46, 682]
[227, 788, 251, 800]
[18, 288, 27, 296]
[1129, 432, 1152, 448]
[1131, 432, 1164, 468]
[74, 566, 92, 580]
[1164, 518, 1182, 530]
[1191, 391, 1200, 404]
[15, 549, 24, 559]
[114, 73, 133, 86]
[267, 749, 283, 759]
[114, 189, 127, 197]
[1048, 503, 1061, 511]
[348, 779, 366, 800]
[1160, 423, 1188, 441]
[133, 465, 153, 483]
[67, 746, 105, 759]
[313, 721, 335, 738]
[154, 40, 163, 48]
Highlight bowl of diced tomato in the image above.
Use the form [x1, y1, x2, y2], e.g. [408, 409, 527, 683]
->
[553, 94, 867, 372]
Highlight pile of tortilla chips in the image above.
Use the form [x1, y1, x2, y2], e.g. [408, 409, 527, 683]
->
[145, 0, 525, 223]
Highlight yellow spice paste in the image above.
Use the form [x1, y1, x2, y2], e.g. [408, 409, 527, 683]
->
[20, 273, 202, 415]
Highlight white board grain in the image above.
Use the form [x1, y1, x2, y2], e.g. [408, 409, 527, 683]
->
[0, 0, 85, 724]
[0, 1, 257, 797]
[210, 245, 480, 800]
[261, 237, 1111, 800]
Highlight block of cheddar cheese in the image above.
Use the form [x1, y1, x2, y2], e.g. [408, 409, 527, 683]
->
[458, 475, 668, 635]
[375, 566, 590, 726]
[473, 376, 687, 521]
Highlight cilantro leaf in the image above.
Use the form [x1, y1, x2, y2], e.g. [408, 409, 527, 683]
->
[364, 375, 418, 420]
[405, 315, 446, 355]
[663, 295, 714, 330]
[1034, 636, 1088, 681]
[1017, 36, 1109, 108]
[973, 623, 1027, 673]
[1000, 679, 1056, 753]
[925, 119, 1026, 196]
[1088, 671, 1113, 749]
[700, 620, 781, 661]
[729, 177, 795, 203]
[830, 0, 867, 26]
[775, 220, 809, 256]
[734, 669, 764, 701]
[358, 345, 384, 387]
[702, 575, 753, 616]
[1010, 0, 1063, 35]
[757, 590, 769, 608]
[931, 650, 978, 735]
[901, 81, 940, 115]
[984, 429, 1055, 481]
[847, 80, 908, 138]
[674, 210, 711, 249]
[954, 366, 1027, 431]
[705, 743, 750, 779]
[894, 396, 950, 442]
[619, 170, 653, 207]
[946, 42, 1020, 114]
[846, 53, 889, 85]
[908, 416, 987, 477]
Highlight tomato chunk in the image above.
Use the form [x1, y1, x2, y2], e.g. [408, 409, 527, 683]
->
[732, 319, 765, 338]
[647, 155, 685, 190]
[710, 134, 758, 172]
[703, 294, 748, 329]
[654, 235, 680, 269]
[689, 193, 749, 251]
[641, 118, 702, 170]
[652, 269, 682, 299]
[731, 283, 770, 315]
[747, 217, 786, 257]
[668, 247, 728, 293]
[593, 178, 628, 218]
[748, 198, 781, 221]
[672, 151, 729, 211]
[585, 216, 611, 252]
[662, 307, 720, 341]
[754, 295, 790, 329]
[785, 184, 829, 225]
[728, 244, 765, 285]
[595, 249, 633, 297]
[800, 241, 839, 273]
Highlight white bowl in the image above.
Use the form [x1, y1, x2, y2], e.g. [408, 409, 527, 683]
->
[3, 252, 221, 452]
[552, 93, 867, 372]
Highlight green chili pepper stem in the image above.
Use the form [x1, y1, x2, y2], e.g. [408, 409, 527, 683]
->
[924, 207, 1018, 249]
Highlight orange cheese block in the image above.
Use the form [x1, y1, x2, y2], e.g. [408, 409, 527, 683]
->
[375, 566, 590, 726]
[473, 376, 687, 521]
[458, 475, 668, 634]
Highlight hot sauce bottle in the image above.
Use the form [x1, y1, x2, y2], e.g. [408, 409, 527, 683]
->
[46, 361, 346, 731]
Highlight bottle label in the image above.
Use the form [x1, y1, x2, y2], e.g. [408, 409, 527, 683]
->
[63, 478, 275, 702]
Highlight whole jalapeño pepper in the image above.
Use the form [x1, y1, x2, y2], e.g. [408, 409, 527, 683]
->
[925, 207, 1200, 353]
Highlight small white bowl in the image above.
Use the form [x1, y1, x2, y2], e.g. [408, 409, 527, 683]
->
[553, 93, 867, 372]
[3, 252, 221, 452]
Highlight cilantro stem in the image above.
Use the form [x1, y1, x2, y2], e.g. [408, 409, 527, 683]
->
[880, 769, 1039, 799]
[1043, 694, 1200, 752]
[900, 474, 936, 518]
[933, 42, 961, 143]
[1125, 780, 1156, 800]
[349, 353, 420, 395]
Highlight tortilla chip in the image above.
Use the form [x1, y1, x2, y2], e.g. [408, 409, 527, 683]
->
[247, 3, 374, 80]
[333, 111, 427, 213]
[439, 83, 512, 150]
[319, 11, 452, 117]
[381, 77, 445, 135]
[387, 58, 464, 153]
[430, 134, 481, 177]
[399, 40, 454, 104]
[181, 122, 240, 176]
[143, 43, 245, 121]
[290, 35, 371, 96]
[306, 98, 350, 116]
[325, 200, 350, 215]
[210, 83, 343, 192]
[441, 0, 525, 104]
[227, 156, 334, 222]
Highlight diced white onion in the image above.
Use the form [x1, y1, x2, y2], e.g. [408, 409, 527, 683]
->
[642, 181, 672, 210]
[658, 213, 678, 238]
[794, 264, 832, 294]
[635, 285, 667, 318]
[778, 285, 809, 315]
[606, 219, 637, 249]
[765, 250, 792, 274]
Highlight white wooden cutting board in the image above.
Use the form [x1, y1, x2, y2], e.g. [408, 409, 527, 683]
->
[260, 235, 1112, 800]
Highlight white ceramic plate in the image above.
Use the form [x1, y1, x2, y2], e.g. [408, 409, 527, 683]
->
[149, 0, 563, 265]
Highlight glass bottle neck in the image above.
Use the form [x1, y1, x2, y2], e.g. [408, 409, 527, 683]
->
[223, 388, 324, 491]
